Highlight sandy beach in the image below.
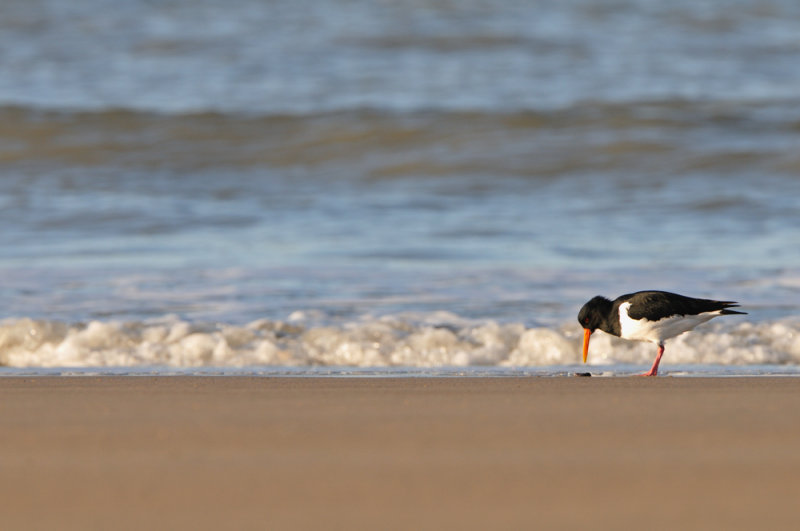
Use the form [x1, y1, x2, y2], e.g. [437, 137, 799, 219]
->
[2, 376, 799, 530]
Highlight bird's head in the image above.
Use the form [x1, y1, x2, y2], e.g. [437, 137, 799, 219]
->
[577, 296, 611, 363]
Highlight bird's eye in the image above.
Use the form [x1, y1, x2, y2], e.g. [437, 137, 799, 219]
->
[583, 318, 589, 325]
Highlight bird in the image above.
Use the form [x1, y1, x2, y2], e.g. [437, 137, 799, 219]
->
[577, 291, 746, 376]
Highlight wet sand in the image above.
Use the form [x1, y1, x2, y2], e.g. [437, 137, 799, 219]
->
[1, 376, 799, 530]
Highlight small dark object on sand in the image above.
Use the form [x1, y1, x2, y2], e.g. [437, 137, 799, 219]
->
[574, 372, 592, 377]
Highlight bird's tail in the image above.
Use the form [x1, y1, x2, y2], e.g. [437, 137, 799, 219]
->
[721, 308, 747, 315]
[719, 301, 746, 315]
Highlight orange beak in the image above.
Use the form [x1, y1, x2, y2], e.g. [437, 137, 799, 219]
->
[582, 328, 592, 363]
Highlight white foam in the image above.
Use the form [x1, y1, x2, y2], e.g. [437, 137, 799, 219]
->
[0, 315, 798, 369]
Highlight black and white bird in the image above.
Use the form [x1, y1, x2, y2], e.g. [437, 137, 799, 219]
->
[577, 291, 746, 376]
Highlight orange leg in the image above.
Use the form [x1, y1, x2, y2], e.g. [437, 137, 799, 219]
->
[640, 343, 665, 377]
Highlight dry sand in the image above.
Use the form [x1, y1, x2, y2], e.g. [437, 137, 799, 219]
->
[1, 376, 799, 530]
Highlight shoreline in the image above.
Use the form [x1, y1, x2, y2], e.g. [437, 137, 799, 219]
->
[3, 363, 800, 378]
[3, 376, 800, 530]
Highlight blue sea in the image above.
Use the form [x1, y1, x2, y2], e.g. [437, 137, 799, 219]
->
[1, 0, 799, 374]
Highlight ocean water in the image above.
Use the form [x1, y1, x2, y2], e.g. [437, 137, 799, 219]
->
[1, 0, 799, 373]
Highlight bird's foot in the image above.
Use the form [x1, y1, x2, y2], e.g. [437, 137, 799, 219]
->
[638, 344, 665, 377]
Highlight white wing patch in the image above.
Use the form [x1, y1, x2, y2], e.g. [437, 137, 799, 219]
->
[618, 301, 721, 344]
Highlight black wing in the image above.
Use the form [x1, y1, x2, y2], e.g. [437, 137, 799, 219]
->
[618, 291, 746, 321]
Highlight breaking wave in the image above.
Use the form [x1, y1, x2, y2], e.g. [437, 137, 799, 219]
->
[1, 313, 798, 369]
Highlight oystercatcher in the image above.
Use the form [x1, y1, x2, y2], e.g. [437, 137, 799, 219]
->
[578, 291, 746, 376]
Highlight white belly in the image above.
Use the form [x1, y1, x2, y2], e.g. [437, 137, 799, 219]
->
[618, 301, 719, 344]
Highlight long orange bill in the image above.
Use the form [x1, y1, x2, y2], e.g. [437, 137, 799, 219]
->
[582, 328, 592, 363]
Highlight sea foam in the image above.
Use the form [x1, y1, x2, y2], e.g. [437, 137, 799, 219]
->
[1, 314, 797, 369]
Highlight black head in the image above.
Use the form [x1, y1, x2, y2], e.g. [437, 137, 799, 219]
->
[577, 295, 612, 332]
